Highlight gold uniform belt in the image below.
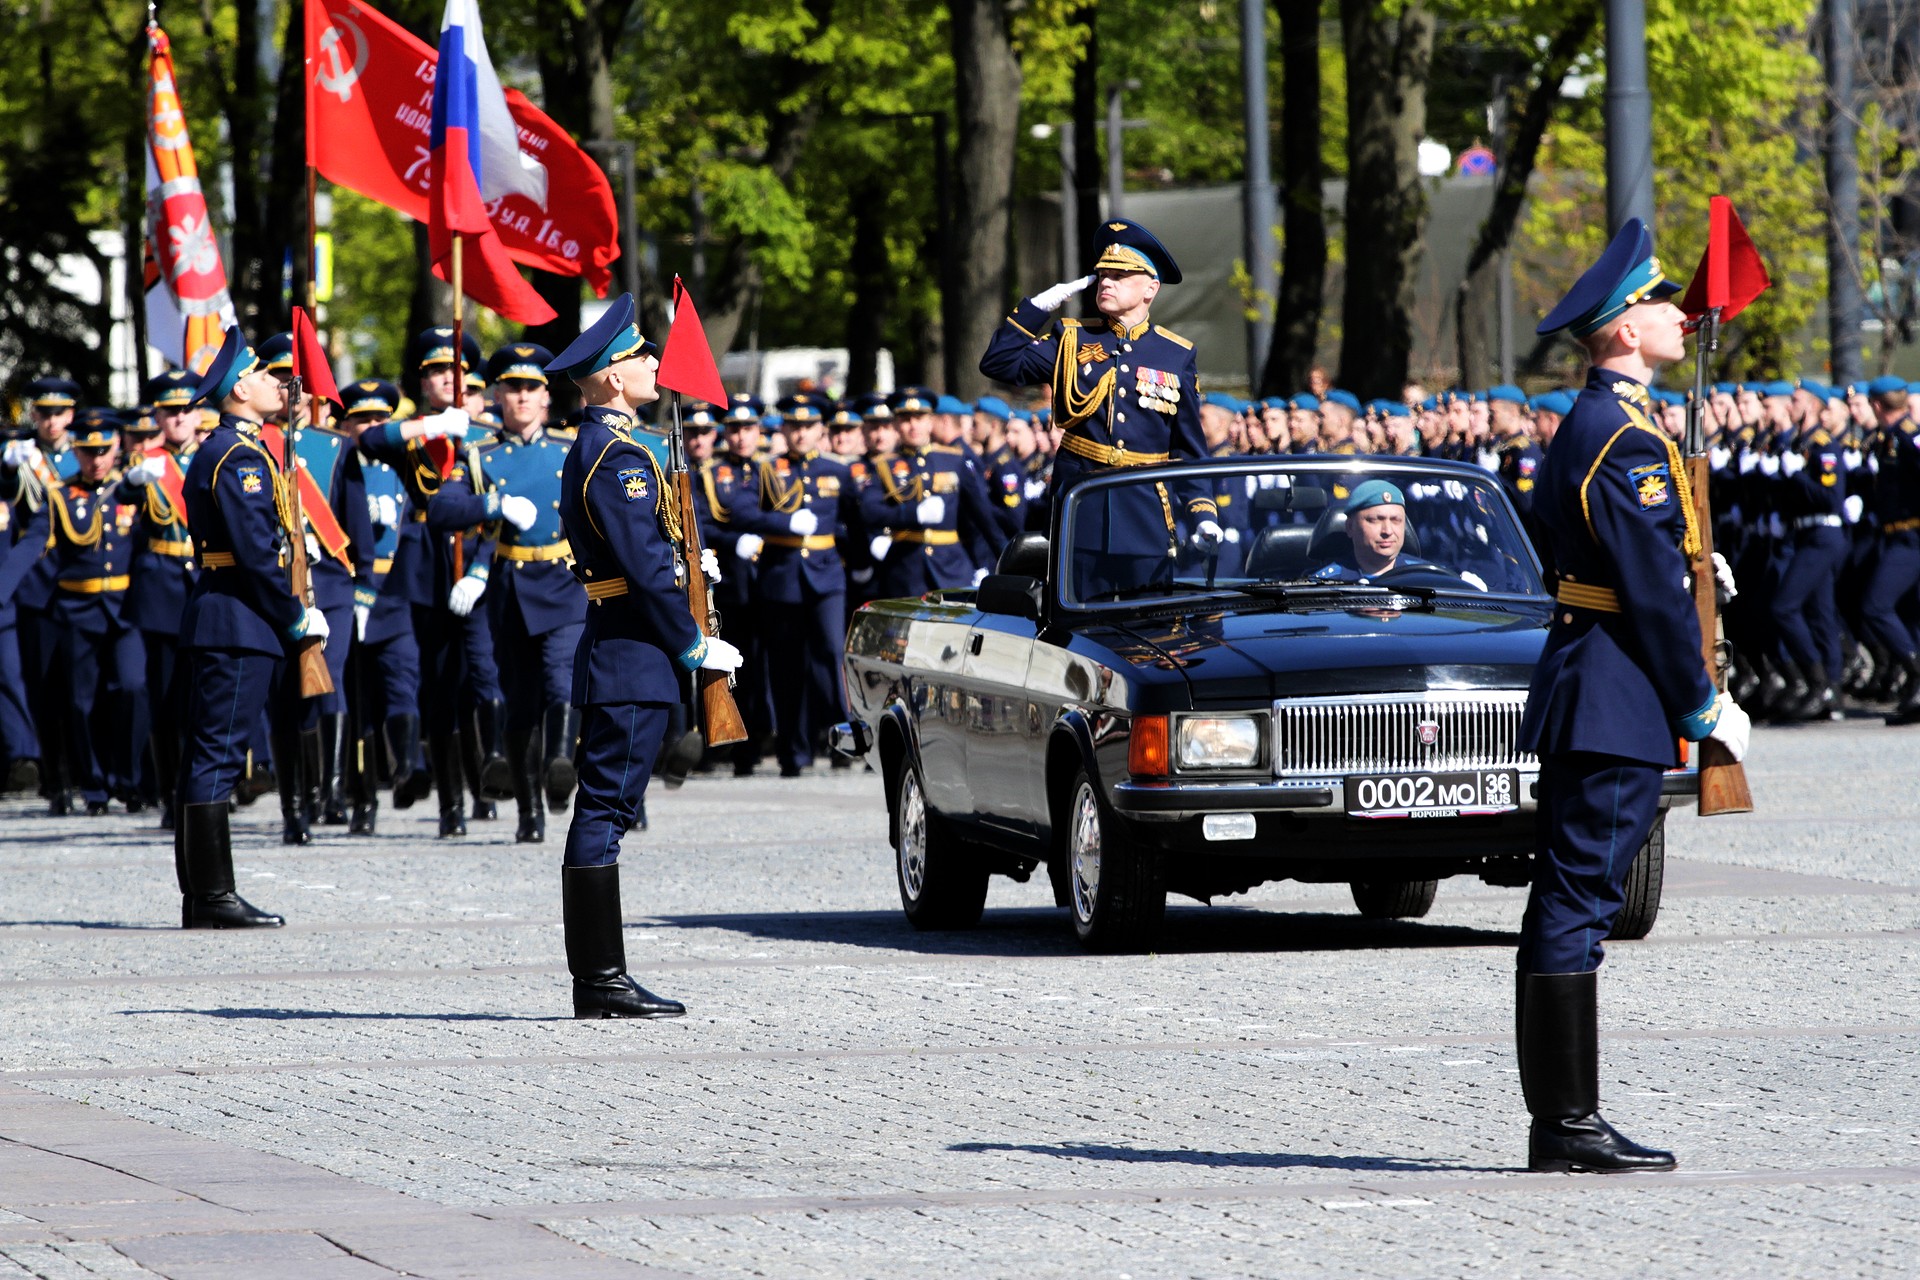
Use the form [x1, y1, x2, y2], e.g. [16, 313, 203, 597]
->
[59, 575, 130, 594]
[409, 510, 428, 523]
[373, 556, 394, 574]
[499, 540, 573, 562]
[1059, 432, 1171, 468]
[1555, 581, 1622, 613]
[200, 551, 237, 568]
[1885, 517, 1920, 535]
[894, 529, 961, 546]
[764, 534, 837, 551]
[148, 538, 193, 557]
[584, 577, 630, 602]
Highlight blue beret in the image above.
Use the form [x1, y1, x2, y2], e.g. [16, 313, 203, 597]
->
[1324, 389, 1362, 413]
[1866, 375, 1906, 396]
[934, 395, 969, 416]
[341, 379, 399, 417]
[1009, 408, 1033, 423]
[546, 294, 657, 380]
[146, 369, 196, 408]
[1381, 400, 1411, 418]
[1486, 384, 1527, 406]
[723, 392, 764, 423]
[1537, 217, 1681, 338]
[1763, 380, 1795, 398]
[1091, 217, 1182, 284]
[1470, 390, 1488, 403]
[1289, 393, 1321, 412]
[1345, 479, 1406, 514]
[890, 386, 936, 414]
[1203, 392, 1239, 412]
[26, 376, 80, 409]
[1797, 379, 1831, 400]
[485, 343, 554, 385]
[192, 327, 261, 406]
[973, 395, 1011, 420]
[1712, 382, 1735, 396]
[1908, 382, 1920, 396]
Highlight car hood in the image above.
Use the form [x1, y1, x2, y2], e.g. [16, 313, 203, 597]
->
[1088, 598, 1549, 706]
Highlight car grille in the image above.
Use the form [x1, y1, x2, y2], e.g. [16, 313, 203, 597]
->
[1272, 691, 1536, 777]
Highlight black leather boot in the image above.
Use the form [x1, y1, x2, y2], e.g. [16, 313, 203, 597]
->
[1519, 971, 1674, 1173]
[476, 697, 513, 801]
[318, 713, 350, 825]
[1889, 656, 1920, 725]
[460, 714, 496, 821]
[273, 729, 311, 846]
[1792, 662, 1836, 721]
[563, 864, 684, 1019]
[387, 714, 429, 808]
[509, 725, 544, 843]
[432, 732, 466, 837]
[180, 801, 284, 929]
[237, 747, 274, 805]
[348, 719, 379, 835]
[544, 705, 579, 812]
[1770, 657, 1809, 723]
[299, 726, 322, 825]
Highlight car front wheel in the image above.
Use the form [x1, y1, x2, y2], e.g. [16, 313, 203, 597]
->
[1609, 808, 1666, 941]
[1063, 771, 1164, 953]
[895, 759, 987, 930]
[1349, 878, 1439, 919]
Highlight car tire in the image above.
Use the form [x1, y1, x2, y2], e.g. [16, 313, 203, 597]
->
[1610, 808, 1666, 941]
[1063, 770, 1164, 953]
[894, 758, 988, 930]
[1349, 878, 1439, 920]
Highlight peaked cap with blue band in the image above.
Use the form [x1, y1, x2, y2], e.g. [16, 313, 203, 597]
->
[723, 392, 765, 423]
[147, 369, 197, 408]
[409, 326, 485, 374]
[192, 327, 261, 406]
[257, 332, 295, 372]
[1092, 218, 1183, 284]
[890, 386, 937, 414]
[27, 376, 80, 410]
[1536, 217, 1681, 339]
[342, 379, 400, 417]
[545, 293, 657, 381]
[71, 408, 122, 449]
[485, 342, 554, 385]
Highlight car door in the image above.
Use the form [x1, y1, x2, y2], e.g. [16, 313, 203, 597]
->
[962, 613, 1038, 836]
[900, 611, 975, 818]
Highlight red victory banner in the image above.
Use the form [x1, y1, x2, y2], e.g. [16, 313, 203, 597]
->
[305, 0, 619, 295]
[143, 22, 236, 374]
[656, 276, 730, 406]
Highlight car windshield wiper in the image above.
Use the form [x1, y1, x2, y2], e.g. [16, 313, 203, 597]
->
[1080, 581, 1253, 603]
[1242, 579, 1440, 608]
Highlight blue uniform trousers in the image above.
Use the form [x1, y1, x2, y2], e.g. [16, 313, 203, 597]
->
[562, 702, 668, 868]
[143, 629, 183, 804]
[59, 621, 147, 805]
[411, 605, 463, 735]
[1859, 530, 1920, 657]
[0, 623, 36, 763]
[1772, 527, 1848, 674]
[494, 607, 580, 734]
[318, 598, 354, 715]
[460, 608, 502, 707]
[179, 649, 278, 805]
[767, 592, 847, 771]
[1518, 752, 1664, 974]
[359, 629, 421, 723]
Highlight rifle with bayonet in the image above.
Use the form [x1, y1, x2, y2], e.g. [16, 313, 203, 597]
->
[668, 392, 747, 747]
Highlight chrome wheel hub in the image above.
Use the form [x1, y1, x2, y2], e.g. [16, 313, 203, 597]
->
[1069, 781, 1101, 924]
[898, 770, 928, 900]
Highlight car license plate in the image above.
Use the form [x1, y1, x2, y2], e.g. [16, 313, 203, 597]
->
[1343, 769, 1518, 819]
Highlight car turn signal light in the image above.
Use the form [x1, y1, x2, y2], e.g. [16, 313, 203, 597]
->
[1129, 714, 1169, 779]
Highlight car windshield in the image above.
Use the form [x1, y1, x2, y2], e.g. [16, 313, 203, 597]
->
[1057, 461, 1547, 608]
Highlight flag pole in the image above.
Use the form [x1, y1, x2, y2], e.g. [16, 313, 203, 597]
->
[450, 234, 464, 396]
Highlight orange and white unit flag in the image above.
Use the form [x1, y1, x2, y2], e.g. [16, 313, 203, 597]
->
[143, 22, 235, 375]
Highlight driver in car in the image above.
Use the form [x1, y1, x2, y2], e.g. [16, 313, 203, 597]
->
[1308, 479, 1487, 589]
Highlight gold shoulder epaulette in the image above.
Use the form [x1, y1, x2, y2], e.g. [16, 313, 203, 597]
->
[929, 444, 964, 455]
[1060, 317, 1083, 330]
[1153, 325, 1193, 350]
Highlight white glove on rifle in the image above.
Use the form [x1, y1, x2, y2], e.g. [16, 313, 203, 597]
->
[1711, 550, 1737, 600]
[1709, 446, 1732, 470]
[1031, 274, 1095, 313]
[735, 532, 764, 559]
[3, 439, 38, 468]
[287, 606, 330, 643]
[914, 495, 946, 526]
[373, 494, 399, 528]
[698, 635, 744, 673]
[700, 547, 722, 584]
[122, 457, 166, 486]
[1845, 494, 1865, 524]
[498, 493, 538, 531]
[1782, 451, 1806, 476]
[868, 534, 892, 562]
[353, 604, 370, 642]
[1189, 519, 1224, 549]
[1706, 694, 1751, 763]
[789, 508, 820, 537]
[447, 574, 485, 617]
[1759, 454, 1780, 477]
[420, 408, 470, 442]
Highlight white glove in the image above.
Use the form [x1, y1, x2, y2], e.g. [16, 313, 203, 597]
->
[374, 494, 399, 528]
[734, 533, 764, 559]
[1843, 449, 1863, 470]
[3, 439, 37, 468]
[1031, 274, 1094, 312]
[789, 508, 820, 537]
[1759, 454, 1780, 477]
[698, 635, 744, 673]
[1782, 451, 1806, 476]
[1709, 446, 1732, 470]
[288, 605, 329, 642]
[1738, 452, 1759, 475]
[868, 534, 892, 562]
[123, 458, 166, 486]
[353, 604, 370, 641]
[1706, 694, 1751, 763]
[1845, 494, 1865, 524]
[915, 495, 946, 525]
[1460, 570, 1489, 592]
[1711, 550, 1737, 599]
[972, 567, 989, 587]
[700, 547, 722, 584]
[1190, 519, 1224, 548]
[498, 493, 538, 531]
[447, 574, 485, 617]
[1223, 526, 1240, 544]
[1023, 479, 1047, 501]
[420, 408, 470, 441]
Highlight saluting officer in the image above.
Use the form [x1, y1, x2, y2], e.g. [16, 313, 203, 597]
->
[1518, 219, 1751, 1171]
[549, 294, 741, 1019]
[174, 327, 330, 929]
[859, 388, 1007, 598]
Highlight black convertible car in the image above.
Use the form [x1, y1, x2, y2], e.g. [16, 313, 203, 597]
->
[835, 457, 1696, 952]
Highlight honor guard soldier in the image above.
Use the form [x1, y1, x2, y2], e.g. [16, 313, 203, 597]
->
[1769, 382, 1849, 720]
[427, 343, 584, 842]
[859, 388, 1007, 598]
[726, 394, 862, 776]
[1861, 377, 1920, 723]
[550, 293, 741, 1019]
[174, 327, 330, 928]
[704, 395, 773, 775]
[1518, 219, 1751, 1171]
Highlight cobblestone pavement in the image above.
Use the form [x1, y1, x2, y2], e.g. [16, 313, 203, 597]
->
[2, 718, 1917, 1278]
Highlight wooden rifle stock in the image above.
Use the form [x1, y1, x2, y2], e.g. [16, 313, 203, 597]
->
[1684, 309, 1750, 816]
[674, 464, 748, 746]
[286, 383, 333, 699]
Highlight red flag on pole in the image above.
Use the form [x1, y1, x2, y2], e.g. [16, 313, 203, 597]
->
[1679, 196, 1771, 323]
[656, 277, 730, 405]
[290, 306, 339, 404]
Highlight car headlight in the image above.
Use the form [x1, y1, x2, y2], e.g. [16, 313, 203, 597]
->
[1175, 715, 1263, 769]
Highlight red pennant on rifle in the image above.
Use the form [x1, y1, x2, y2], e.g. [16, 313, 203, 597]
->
[1679, 196, 1771, 323]
[290, 306, 339, 404]
[656, 276, 730, 406]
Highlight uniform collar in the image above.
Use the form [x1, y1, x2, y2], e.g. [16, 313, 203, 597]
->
[1110, 316, 1150, 341]
[582, 404, 635, 428]
[221, 412, 262, 436]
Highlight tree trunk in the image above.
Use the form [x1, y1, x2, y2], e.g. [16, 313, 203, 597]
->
[844, 181, 893, 397]
[949, 0, 1023, 398]
[1455, 4, 1596, 389]
[407, 221, 451, 400]
[1335, 0, 1434, 400]
[221, 0, 270, 332]
[267, 0, 306, 328]
[1261, 0, 1325, 395]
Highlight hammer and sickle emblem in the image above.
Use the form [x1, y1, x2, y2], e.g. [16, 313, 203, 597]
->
[316, 15, 369, 105]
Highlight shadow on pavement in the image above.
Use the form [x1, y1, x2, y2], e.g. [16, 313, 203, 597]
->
[116, 1007, 569, 1022]
[948, 1141, 1510, 1174]
[650, 907, 1515, 958]
[0, 921, 175, 931]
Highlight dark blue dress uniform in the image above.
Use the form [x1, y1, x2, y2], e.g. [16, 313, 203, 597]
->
[858, 436, 1007, 598]
[1862, 378, 1920, 719]
[726, 443, 862, 774]
[1512, 218, 1727, 1174]
[695, 424, 773, 774]
[1, 395, 83, 806]
[1769, 419, 1848, 702]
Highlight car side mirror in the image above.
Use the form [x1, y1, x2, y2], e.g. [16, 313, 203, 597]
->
[977, 573, 1043, 620]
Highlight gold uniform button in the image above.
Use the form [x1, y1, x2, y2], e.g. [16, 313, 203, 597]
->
[1562, 613, 1573, 624]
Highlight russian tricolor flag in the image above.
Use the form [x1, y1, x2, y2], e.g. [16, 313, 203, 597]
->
[428, 0, 555, 324]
